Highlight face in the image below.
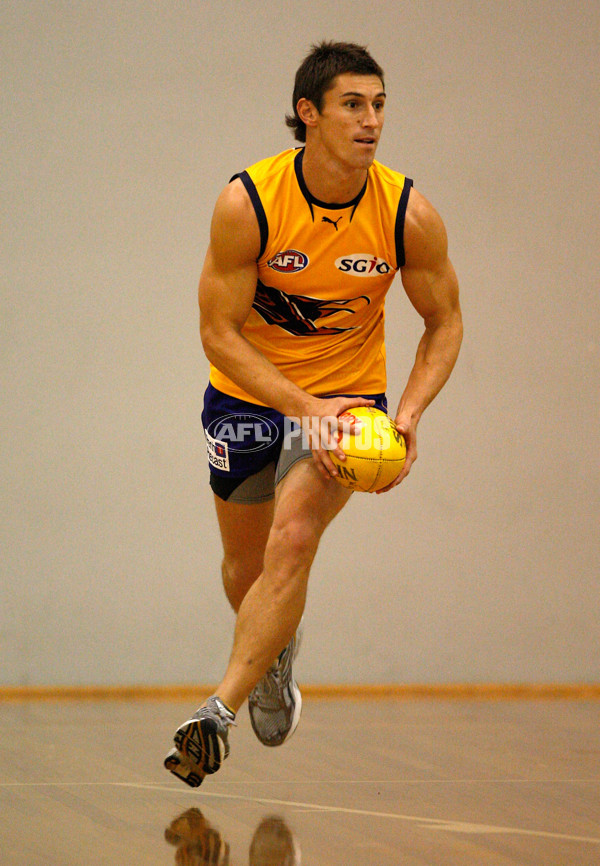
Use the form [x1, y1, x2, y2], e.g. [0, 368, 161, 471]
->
[303, 73, 386, 171]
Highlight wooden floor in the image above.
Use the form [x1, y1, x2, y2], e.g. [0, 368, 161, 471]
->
[1, 696, 599, 865]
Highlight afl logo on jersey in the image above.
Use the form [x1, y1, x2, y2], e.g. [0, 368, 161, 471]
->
[335, 254, 394, 277]
[268, 250, 309, 273]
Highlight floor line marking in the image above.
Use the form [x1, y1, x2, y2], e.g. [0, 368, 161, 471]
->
[3, 780, 598, 845]
[1, 777, 598, 787]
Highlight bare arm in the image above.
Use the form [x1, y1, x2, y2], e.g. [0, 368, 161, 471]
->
[199, 180, 374, 477]
[380, 187, 463, 491]
[199, 179, 310, 416]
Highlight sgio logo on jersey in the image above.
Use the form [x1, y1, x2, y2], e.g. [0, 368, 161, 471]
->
[335, 254, 394, 276]
[268, 249, 309, 273]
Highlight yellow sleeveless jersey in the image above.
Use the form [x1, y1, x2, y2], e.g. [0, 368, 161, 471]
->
[209, 148, 413, 405]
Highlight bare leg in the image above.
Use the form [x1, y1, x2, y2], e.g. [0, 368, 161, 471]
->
[214, 495, 274, 612]
[213, 459, 352, 712]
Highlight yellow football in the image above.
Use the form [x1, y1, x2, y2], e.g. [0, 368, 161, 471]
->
[329, 406, 406, 492]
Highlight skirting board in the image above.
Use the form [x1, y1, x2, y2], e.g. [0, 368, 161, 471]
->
[1, 684, 599, 702]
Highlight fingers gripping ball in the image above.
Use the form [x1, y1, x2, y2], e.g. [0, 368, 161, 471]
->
[330, 407, 406, 492]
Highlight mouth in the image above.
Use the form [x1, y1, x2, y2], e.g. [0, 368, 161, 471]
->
[354, 137, 377, 146]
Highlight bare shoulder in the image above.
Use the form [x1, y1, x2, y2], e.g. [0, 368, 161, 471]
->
[403, 186, 449, 270]
[400, 186, 460, 319]
[210, 178, 261, 264]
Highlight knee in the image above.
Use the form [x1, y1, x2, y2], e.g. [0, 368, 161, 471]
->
[222, 556, 261, 586]
[222, 557, 261, 611]
[266, 516, 321, 577]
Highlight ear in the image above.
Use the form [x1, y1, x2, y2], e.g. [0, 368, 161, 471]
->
[296, 97, 319, 129]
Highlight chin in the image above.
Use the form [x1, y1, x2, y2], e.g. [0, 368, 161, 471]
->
[354, 152, 377, 170]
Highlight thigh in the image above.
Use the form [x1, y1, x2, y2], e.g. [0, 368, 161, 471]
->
[258, 458, 352, 581]
[273, 454, 353, 541]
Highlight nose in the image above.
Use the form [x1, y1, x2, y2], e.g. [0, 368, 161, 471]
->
[362, 105, 380, 128]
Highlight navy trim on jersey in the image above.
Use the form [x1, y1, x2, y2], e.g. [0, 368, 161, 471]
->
[294, 148, 368, 221]
[231, 170, 269, 260]
[394, 177, 413, 268]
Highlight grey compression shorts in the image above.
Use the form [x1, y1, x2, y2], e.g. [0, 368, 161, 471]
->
[219, 432, 312, 504]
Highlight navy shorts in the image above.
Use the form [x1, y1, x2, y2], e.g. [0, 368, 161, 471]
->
[202, 384, 388, 503]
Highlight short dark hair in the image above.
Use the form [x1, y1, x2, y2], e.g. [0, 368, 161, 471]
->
[285, 41, 385, 143]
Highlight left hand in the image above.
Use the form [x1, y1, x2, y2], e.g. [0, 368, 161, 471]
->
[375, 413, 418, 493]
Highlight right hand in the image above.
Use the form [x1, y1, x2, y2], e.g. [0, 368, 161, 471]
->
[301, 396, 376, 481]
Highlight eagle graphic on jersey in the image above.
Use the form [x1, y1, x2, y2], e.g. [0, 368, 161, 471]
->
[252, 280, 370, 336]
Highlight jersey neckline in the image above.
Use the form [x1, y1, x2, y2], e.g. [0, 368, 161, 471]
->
[293, 148, 368, 217]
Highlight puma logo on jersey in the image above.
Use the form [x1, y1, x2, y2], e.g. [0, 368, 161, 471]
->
[322, 216, 343, 231]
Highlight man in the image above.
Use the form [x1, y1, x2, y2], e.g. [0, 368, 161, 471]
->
[164, 41, 462, 787]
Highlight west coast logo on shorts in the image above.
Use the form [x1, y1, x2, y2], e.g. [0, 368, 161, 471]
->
[335, 254, 394, 276]
[205, 429, 230, 471]
[268, 249, 309, 273]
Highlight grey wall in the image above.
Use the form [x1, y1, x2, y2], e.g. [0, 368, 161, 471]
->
[2, 1, 598, 686]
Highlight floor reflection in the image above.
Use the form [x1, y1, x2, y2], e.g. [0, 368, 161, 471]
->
[165, 808, 230, 864]
[249, 815, 301, 866]
[165, 808, 301, 865]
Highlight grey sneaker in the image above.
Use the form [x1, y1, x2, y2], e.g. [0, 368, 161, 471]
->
[165, 696, 236, 787]
[248, 630, 302, 747]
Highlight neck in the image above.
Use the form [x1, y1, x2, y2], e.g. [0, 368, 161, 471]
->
[300, 147, 368, 203]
